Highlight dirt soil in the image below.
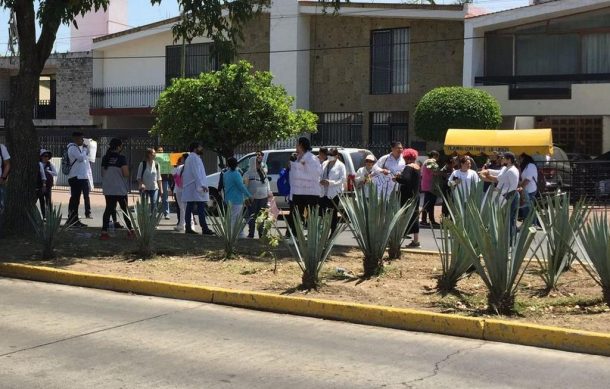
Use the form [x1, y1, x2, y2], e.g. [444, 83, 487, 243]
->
[3, 230, 610, 333]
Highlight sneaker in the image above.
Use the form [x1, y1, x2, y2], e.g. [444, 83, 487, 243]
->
[202, 229, 215, 236]
[174, 226, 185, 232]
[164, 215, 171, 220]
[75, 221, 88, 228]
[420, 221, 429, 226]
[407, 241, 421, 248]
[85, 214, 93, 219]
[100, 232, 110, 241]
[185, 229, 199, 235]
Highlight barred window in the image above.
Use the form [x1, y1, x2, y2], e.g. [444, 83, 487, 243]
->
[370, 111, 409, 146]
[371, 28, 409, 95]
[165, 43, 220, 86]
[312, 112, 364, 146]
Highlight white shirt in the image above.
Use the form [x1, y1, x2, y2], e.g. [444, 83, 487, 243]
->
[137, 160, 161, 190]
[0, 144, 10, 178]
[355, 166, 379, 198]
[373, 153, 405, 196]
[489, 166, 520, 195]
[448, 169, 480, 197]
[320, 159, 346, 198]
[67, 143, 91, 180]
[181, 152, 209, 202]
[290, 151, 323, 197]
[39, 161, 58, 183]
[521, 163, 538, 194]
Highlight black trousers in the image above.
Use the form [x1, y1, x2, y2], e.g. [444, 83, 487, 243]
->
[287, 194, 319, 234]
[83, 181, 91, 216]
[37, 187, 52, 218]
[103, 195, 133, 231]
[422, 192, 437, 224]
[319, 196, 340, 234]
[68, 178, 89, 224]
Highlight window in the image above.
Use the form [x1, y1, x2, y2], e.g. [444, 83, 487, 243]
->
[165, 43, 221, 86]
[237, 154, 254, 173]
[370, 112, 409, 146]
[265, 152, 293, 175]
[312, 112, 363, 146]
[371, 28, 409, 94]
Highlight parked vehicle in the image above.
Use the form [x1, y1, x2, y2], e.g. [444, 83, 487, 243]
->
[206, 147, 374, 209]
[532, 146, 572, 193]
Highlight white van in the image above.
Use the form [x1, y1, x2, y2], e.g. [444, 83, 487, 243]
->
[206, 147, 374, 209]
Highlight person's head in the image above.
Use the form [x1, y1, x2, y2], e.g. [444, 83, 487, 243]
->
[179, 152, 189, 166]
[318, 147, 328, 162]
[500, 152, 516, 166]
[156, 146, 164, 153]
[365, 154, 376, 169]
[40, 149, 51, 161]
[72, 131, 84, 146]
[296, 137, 311, 154]
[327, 148, 339, 163]
[255, 150, 264, 163]
[109, 138, 123, 153]
[390, 141, 403, 158]
[519, 153, 535, 169]
[429, 150, 440, 160]
[189, 142, 204, 155]
[227, 157, 238, 171]
[402, 148, 418, 164]
[145, 148, 156, 161]
[459, 156, 471, 171]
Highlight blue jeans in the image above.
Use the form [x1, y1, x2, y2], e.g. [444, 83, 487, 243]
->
[161, 179, 170, 216]
[140, 189, 159, 212]
[185, 201, 210, 232]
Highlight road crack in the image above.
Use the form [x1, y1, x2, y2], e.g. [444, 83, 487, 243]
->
[403, 342, 485, 388]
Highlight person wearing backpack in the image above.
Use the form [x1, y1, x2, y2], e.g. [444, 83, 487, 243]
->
[36, 149, 57, 219]
[136, 148, 163, 212]
[66, 132, 91, 228]
[100, 138, 134, 240]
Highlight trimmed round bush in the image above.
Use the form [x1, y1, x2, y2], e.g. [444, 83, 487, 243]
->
[414, 87, 502, 142]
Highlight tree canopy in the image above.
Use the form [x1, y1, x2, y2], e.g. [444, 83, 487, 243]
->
[414, 87, 502, 143]
[151, 60, 318, 158]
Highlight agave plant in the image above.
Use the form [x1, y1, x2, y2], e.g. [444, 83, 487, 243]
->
[447, 192, 541, 315]
[209, 202, 248, 259]
[339, 183, 410, 277]
[125, 198, 163, 259]
[575, 212, 610, 306]
[27, 204, 71, 259]
[256, 208, 283, 274]
[387, 191, 419, 260]
[432, 181, 485, 294]
[286, 206, 345, 290]
[535, 194, 589, 292]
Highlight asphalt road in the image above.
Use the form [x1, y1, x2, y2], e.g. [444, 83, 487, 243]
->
[1, 278, 610, 389]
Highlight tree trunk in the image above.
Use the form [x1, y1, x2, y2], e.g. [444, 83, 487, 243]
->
[487, 292, 516, 316]
[363, 255, 382, 278]
[4, 74, 40, 235]
[388, 244, 402, 260]
[301, 270, 318, 291]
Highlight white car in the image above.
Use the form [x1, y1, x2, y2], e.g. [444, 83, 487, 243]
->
[206, 147, 374, 209]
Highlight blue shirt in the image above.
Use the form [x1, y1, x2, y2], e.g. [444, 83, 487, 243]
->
[222, 169, 252, 205]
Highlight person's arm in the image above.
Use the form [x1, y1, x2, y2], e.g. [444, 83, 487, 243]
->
[136, 162, 145, 190]
[395, 167, 409, 185]
[373, 156, 388, 175]
[48, 163, 58, 177]
[121, 157, 130, 178]
[237, 173, 253, 199]
[39, 163, 47, 187]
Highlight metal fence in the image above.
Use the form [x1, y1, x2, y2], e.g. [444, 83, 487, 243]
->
[90, 85, 165, 109]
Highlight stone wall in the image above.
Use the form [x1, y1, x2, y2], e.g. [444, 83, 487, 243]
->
[236, 13, 271, 72]
[309, 15, 464, 146]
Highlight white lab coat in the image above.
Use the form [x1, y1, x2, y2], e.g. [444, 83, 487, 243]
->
[181, 152, 209, 202]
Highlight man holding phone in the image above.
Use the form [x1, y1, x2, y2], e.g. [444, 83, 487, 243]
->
[319, 148, 346, 234]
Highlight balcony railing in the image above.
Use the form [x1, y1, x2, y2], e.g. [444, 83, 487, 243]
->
[90, 85, 165, 109]
[0, 99, 56, 119]
[475, 73, 610, 100]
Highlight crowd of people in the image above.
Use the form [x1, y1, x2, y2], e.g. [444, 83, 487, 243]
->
[0, 134, 540, 244]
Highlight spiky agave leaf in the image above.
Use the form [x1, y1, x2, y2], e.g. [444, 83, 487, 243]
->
[339, 183, 410, 277]
[575, 212, 610, 305]
[27, 204, 70, 260]
[447, 192, 541, 315]
[387, 191, 418, 260]
[535, 193, 589, 292]
[125, 198, 163, 258]
[209, 201, 248, 259]
[285, 205, 345, 289]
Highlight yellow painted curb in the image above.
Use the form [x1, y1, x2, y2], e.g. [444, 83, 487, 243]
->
[1, 262, 609, 357]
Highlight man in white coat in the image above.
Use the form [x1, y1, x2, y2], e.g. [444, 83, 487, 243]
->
[182, 142, 214, 235]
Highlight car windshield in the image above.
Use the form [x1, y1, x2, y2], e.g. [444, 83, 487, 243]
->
[350, 151, 372, 171]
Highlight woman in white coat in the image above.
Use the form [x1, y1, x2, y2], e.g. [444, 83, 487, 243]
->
[182, 142, 214, 235]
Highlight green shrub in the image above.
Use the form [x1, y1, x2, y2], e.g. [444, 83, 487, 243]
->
[209, 202, 249, 259]
[576, 212, 610, 306]
[125, 199, 163, 259]
[387, 192, 419, 260]
[414, 87, 502, 142]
